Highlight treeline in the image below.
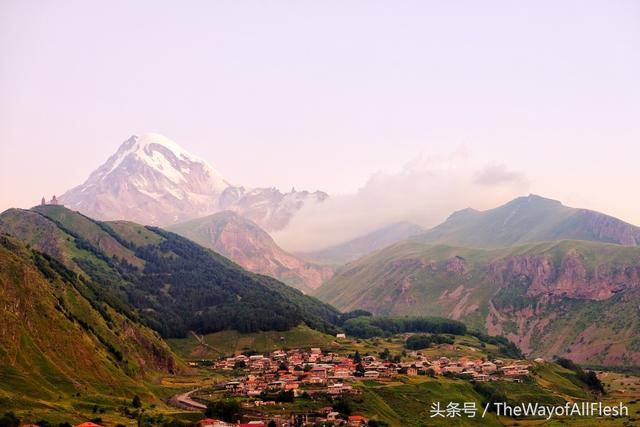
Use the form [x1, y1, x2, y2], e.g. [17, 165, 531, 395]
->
[343, 315, 467, 338]
[555, 357, 605, 394]
[405, 333, 454, 350]
[131, 228, 341, 337]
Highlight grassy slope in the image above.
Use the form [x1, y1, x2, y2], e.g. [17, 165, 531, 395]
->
[168, 324, 340, 359]
[0, 234, 180, 422]
[415, 195, 640, 248]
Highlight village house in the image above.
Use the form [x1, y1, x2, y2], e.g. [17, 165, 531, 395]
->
[196, 418, 232, 427]
[363, 370, 380, 378]
[481, 361, 497, 374]
[347, 415, 367, 426]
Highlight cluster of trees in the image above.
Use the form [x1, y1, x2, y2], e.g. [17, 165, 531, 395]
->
[405, 333, 454, 350]
[205, 400, 243, 423]
[472, 383, 508, 413]
[343, 315, 467, 338]
[134, 233, 308, 336]
[470, 331, 524, 359]
[0, 412, 73, 427]
[54, 220, 341, 339]
[33, 209, 347, 340]
[259, 390, 295, 403]
[555, 357, 605, 394]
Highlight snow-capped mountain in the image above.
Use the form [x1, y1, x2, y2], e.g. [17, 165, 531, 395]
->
[59, 133, 327, 229]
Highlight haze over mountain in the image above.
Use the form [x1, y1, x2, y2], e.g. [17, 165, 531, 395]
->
[58, 133, 327, 230]
[168, 211, 334, 292]
[415, 194, 640, 248]
[297, 221, 424, 265]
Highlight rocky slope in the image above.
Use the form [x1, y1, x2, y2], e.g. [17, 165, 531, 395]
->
[58, 133, 327, 230]
[415, 194, 640, 248]
[316, 240, 640, 366]
[168, 211, 334, 292]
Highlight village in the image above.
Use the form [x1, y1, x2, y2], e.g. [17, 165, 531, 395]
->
[184, 344, 536, 426]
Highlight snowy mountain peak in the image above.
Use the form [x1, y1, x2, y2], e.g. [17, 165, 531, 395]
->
[59, 133, 327, 228]
[133, 133, 203, 163]
[99, 133, 228, 190]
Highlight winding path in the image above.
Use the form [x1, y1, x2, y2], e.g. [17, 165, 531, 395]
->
[169, 387, 208, 410]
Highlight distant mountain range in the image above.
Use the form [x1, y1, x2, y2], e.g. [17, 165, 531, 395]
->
[58, 133, 327, 230]
[415, 194, 640, 248]
[297, 221, 425, 265]
[315, 195, 640, 366]
[168, 211, 334, 292]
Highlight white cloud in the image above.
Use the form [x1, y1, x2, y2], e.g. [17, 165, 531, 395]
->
[272, 150, 529, 252]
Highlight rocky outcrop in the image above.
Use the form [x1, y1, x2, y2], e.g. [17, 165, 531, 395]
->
[488, 251, 640, 301]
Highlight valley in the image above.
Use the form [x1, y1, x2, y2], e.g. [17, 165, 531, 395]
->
[5, 326, 636, 427]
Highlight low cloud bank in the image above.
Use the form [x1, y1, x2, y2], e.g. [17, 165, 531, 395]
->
[272, 151, 529, 253]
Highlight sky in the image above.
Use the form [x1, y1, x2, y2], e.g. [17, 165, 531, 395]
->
[1, 1, 640, 233]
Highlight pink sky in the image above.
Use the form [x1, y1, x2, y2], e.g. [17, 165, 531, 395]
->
[1, 1, 639, 225]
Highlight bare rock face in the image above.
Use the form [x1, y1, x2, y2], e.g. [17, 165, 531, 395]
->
[59, 133, 326, 230]
[577, 209, 640, 246]
[488, 252, 640, 301]
[169, 211, 334, 292]
[445, 256, 468, 275]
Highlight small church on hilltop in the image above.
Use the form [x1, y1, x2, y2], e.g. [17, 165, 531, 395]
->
[41, 195, 59, 206]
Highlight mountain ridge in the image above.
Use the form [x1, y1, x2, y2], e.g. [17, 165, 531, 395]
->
[415, 194, 640, 248]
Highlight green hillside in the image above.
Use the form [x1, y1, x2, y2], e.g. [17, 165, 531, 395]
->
[315, 240, 640, 366]
[415, 194, 640, 248]
[0, 205, 341, 339]
[0, 233, 178, 415]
